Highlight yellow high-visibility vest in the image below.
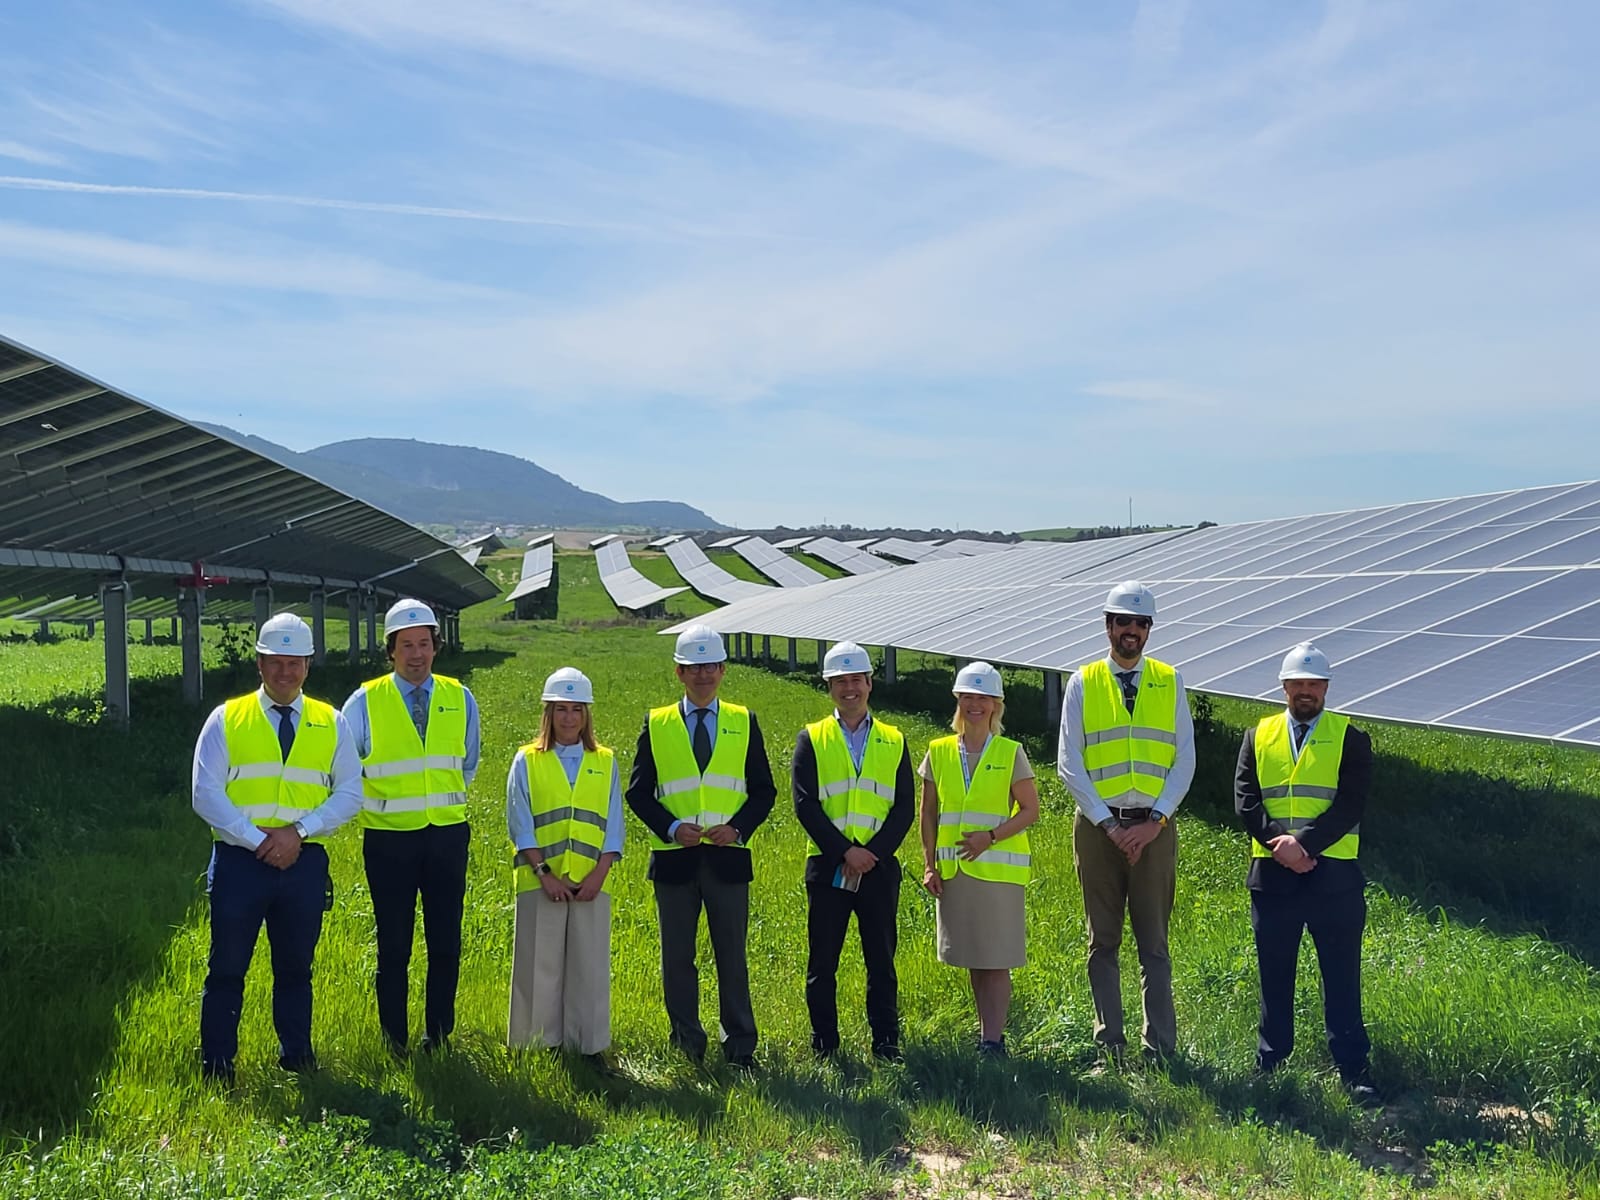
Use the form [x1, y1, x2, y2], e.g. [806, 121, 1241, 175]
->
[646, 702, 750, 851]
[357, 674, 469, 830]
[804, 716, 903, 856]
[221, 693, 338, 843]
[512, 745, 615, 893]
[929, 734, 1031, 885]
[1078, 658, 1179, 805]
[1251, 711, 1358, 859]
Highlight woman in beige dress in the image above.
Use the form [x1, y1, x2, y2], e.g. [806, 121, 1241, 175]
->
[919, 662, 1040, 1055]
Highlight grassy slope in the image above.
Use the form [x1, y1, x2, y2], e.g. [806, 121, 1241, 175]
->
[3, 551, 1600, 1197]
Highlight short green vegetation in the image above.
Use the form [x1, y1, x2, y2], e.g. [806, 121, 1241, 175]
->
[3, 550, 1598, 1197]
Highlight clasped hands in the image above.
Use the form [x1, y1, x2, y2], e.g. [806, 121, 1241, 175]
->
[672, 821, 739, 848]
[1267, 834, 1317, 873]
[255, 825, 303, 871]
[1104, 818, 1163, 866]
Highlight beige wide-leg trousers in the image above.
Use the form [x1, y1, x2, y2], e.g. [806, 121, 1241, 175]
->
[508, 890, 612, 1053]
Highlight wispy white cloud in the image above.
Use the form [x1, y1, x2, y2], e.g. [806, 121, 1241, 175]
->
[0, 140, 66, 167]
[0, 219, 510, 302]
[0, 175, 671, 236]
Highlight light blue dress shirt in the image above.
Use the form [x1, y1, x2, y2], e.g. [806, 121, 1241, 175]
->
[505, 741, 625, 858]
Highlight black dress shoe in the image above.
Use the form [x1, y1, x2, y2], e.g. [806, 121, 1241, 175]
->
[1341, 1069, 1382, 1107]
[278, 1053, 319, 1074]
[872, 1044, 904, 1063]
[977, 1038, 1007, 1058]
[726, 1053, 760, 1072]
[201, 1060, 236, 1086]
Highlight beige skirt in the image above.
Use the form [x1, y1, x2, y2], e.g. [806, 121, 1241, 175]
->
[936, 869, 1026, 969]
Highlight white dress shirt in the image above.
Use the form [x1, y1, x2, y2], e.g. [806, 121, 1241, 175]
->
[191, 687, 365, 849]
[505, 741, 625, 858]
[1056, 654, 1197, 825]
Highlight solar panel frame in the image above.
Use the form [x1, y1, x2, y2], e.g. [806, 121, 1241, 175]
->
[732, 536, 827, 587]
[594, 539, 687, 610]
[664, 539, 771, 603]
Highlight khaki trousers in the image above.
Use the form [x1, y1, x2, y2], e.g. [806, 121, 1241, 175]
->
[508, 890, 612, 1053]
[1072, 811, 1177, 1056]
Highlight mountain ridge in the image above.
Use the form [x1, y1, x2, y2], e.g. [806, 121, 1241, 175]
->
[198, 425, 723, 531]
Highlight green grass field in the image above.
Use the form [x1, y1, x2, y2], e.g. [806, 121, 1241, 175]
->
[4, 549, 1600, 1197]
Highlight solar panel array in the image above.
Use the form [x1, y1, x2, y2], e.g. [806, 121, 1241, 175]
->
[803, 536, 897, 575]
[0, 333, 497, 623]
[868, 537, 963, 563]
[732, 536, 828, 587]
[505, 536, 555, 603]
[940, 538, 1017, 556]
[709, 535, 748, 549]
[664, 539, 771, 603]
[593, 537, 687, 611]
[671, 483, 1600, 747]
[772, 535, 815, 550]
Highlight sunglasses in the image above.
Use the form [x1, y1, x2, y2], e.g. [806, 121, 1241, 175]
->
[679, 662, 724, 674]
[1112, 615, 1153, 629]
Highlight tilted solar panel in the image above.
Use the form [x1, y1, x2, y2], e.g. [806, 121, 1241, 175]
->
[667, 484, 1600, 747]
[664, 539, 771, 604]
[594, 539, 686, 611]
[732, 536, 827, 587]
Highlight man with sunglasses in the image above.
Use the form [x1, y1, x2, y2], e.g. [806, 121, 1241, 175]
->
[625, 623, 777, 1070]
[1057, 581, 1195, 1065]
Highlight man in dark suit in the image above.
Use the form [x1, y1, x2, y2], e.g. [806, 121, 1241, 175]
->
[1235, 641, 1378, 1103]
[625, 623, 776, 1069]
[791, 641, 915, 1061]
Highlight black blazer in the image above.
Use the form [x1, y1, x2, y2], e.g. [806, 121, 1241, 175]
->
[791, 721, 914, 886]
[624, 703, 777, 884]
[1235, 716, 1372, 895]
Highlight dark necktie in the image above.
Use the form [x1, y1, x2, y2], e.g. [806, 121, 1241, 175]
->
[272, 704, 296, 761]
[1294, 721, 1311, 755]
[692, 707, 713, 773]
[410, 686, 429, 740]
[1116, 670, 1137, 716]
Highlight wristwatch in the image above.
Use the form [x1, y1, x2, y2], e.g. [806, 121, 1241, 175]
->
[292, 820, 308, 839]
[534, 860, 552, 877]
[1097, 816, 1117, 831]
[1150, 812, 1169, 827]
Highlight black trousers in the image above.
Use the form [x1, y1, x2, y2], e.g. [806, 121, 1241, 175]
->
[652, 857, 756, 1059]
[363, 822, 470, 1048]
[805, 866, 900, 1053]
[1251, 884, 1370, 1075]
[201, 842, 328, 1073]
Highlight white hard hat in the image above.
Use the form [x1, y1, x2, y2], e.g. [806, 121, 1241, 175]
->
[822, 641, 872, 679]
[384, 598, 438, 638]
[255, 612, 314, 657]
[673, 623, 727, 665]
[1279, 642, 1333, 681]
[542, 666, 594, 704]
[953, 661, 1004, 698]
[1104, 581, 1157, 619]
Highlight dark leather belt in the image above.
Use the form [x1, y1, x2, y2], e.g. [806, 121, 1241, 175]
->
[1106, 805, 1157, 822]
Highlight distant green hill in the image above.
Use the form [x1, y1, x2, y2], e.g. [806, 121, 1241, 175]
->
[198, 426, 723, 531]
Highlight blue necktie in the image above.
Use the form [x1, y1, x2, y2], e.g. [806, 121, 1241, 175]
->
[692, 708, 712, 773]
[410, 686, 429, 740]
[272, 704, 296, 761]
[1294, 721, 1310, 756]
[1116, 670, 1137, 715]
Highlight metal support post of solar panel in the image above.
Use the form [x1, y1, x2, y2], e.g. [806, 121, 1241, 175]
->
[667, 483, 1600, 748]
[0, 332, 498, 722]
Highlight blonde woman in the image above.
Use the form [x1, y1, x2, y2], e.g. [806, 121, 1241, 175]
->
[919, 662, 1040, 1056]
[506, 667, 622, 1055]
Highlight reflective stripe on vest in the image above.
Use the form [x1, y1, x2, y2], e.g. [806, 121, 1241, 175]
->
[512, 744, 615, 894]
[1251, 711, 1358, 859]
[358, 674, 469, 829]
[929, 734, 1031, 885]
[805, 716, 904, 856]
[647, 702, 751, 849]
[1078, 658, 1179, 803]
[221, 693, 338, 842]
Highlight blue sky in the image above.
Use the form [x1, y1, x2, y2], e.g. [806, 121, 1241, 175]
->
[2, 0, 1597, 531]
